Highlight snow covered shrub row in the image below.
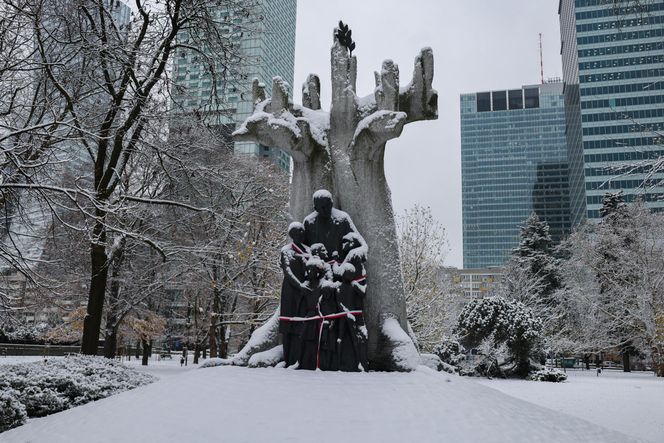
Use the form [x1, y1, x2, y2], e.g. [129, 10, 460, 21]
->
[0, 389, 27, 433]
[0, 356, 155, 432]
[0, 321, 50, 343]
[529, 368, 567, 382]
[455, 296, 543, 378]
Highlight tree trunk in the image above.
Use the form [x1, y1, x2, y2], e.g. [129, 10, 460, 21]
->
[209, 322, 217, 359]
[194, 343, 201, 364]
[622, 351, 631, 372]
[220, 324, 228, 359]
[103, 326, 118, 359]
[102, 237, 125, 359]
[81, 216, 109, 355]
[141, 339, 150, 366]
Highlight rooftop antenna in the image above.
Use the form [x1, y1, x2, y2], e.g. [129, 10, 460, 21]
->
[539, 33, 544, 84]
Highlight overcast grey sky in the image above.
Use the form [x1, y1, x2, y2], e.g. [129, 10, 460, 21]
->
[292, 0, 563, 267]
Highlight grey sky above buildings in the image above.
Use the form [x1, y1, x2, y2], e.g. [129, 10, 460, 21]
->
[293, 0, 563, 267]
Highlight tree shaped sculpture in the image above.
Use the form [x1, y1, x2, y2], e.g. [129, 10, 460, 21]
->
[234, 24, 437, 370]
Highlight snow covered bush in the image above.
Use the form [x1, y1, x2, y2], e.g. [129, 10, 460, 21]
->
[0, 355, 155, 430]
[529, 368, 567, 382]
[455, 297, 542, 378]
[0, 322, 50, 343]
[432, 338, 466, 368]
[17, 385, 71, 417]
[0, 389, 27, 433]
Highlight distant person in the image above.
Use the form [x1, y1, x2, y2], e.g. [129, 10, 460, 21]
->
[596, 367, 602, 376]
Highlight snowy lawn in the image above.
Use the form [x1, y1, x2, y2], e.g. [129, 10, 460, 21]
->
[0, 356, 55, 366]
[477, 369, 663, 443]
[1, 365, 640, 443]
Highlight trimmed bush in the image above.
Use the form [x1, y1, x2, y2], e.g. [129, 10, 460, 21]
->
[432, 339, 466, 368]
[0, 356, 155, 433]
[0, 389, 27, 433]
[529, 368, 567, 382]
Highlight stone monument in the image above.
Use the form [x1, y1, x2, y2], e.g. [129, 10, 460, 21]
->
[234, 22, 437, 371]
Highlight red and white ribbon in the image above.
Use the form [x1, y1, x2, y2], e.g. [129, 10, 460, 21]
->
[279, 309, 363, 370]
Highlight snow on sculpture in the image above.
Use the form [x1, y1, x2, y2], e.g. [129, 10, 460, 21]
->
[233, 21, 437, 371]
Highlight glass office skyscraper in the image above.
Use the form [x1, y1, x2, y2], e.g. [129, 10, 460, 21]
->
[560, 0, 664, 223]
[172, 0, 297, 171]
[461, 82, 571, 268]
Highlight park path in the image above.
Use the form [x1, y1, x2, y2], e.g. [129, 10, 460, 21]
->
[2, 365, 641, 443]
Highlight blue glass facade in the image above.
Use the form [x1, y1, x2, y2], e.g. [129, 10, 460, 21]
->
[172, 0, 297, 171]
[461, 83, 571, 268]
[559, 0, 664, 222]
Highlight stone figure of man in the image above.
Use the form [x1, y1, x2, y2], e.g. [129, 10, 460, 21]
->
[304, 190, 357, 260]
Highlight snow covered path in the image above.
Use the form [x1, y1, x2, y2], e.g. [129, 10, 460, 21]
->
[2, 365, 641, 443]
[478, 369, 663, 443]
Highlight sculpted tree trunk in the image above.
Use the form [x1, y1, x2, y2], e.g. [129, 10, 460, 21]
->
[233, 28, 437, 370]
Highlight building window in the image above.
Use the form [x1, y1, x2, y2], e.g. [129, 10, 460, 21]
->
[492, 91, 507, 111]
[477, 92, 491, 112]
[508, 89, 523, 110]
[524, 88, 539, 108]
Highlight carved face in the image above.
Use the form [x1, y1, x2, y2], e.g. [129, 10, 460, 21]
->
[313, 196, 333, 220]
[289, 226, 305, 244]
[310, 243, 329, 262]
[306, 261, 325, 281]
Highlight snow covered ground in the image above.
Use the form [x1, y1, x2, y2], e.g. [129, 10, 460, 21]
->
[1, 362, 642, 443]
[0, 356, 48, 365]
[477, 369, 663, 443]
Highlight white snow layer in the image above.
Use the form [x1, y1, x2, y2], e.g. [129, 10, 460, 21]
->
[231, 310, 280, 366]
[247, 345, 283, 368]
[287, 221, 304, 232]
[312, 189, 333, 201]
[351, 110, 407, 143]
[1, 365, 639, 443]
[381, 317, 420, 372]
[299, 106, 329, 147]
[479, 369, 663, 443]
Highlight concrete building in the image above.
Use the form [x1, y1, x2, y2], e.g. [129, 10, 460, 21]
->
[454, 268, 503, 299]
[171, 0, 297, 171]
[461, 82, 571, 268]
[559, 0, 664, 224]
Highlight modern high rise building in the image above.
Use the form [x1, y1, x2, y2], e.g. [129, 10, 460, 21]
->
[559, 0, 664, 224]
[461, 82, 571, 268]
[172, 0, 297, 171]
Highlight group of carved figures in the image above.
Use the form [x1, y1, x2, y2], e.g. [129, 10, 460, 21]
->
[279, 190, 368, 371]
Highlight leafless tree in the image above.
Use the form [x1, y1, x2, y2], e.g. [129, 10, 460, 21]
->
[396, 205, 459, 351]
[557, 203, 664, 374]
[0, 0, 266, 355]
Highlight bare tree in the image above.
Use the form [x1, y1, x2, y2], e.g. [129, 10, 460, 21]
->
[396, 205, 458, 351]
[0, 0, 263, 355]
[558, 202, 664, 374]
